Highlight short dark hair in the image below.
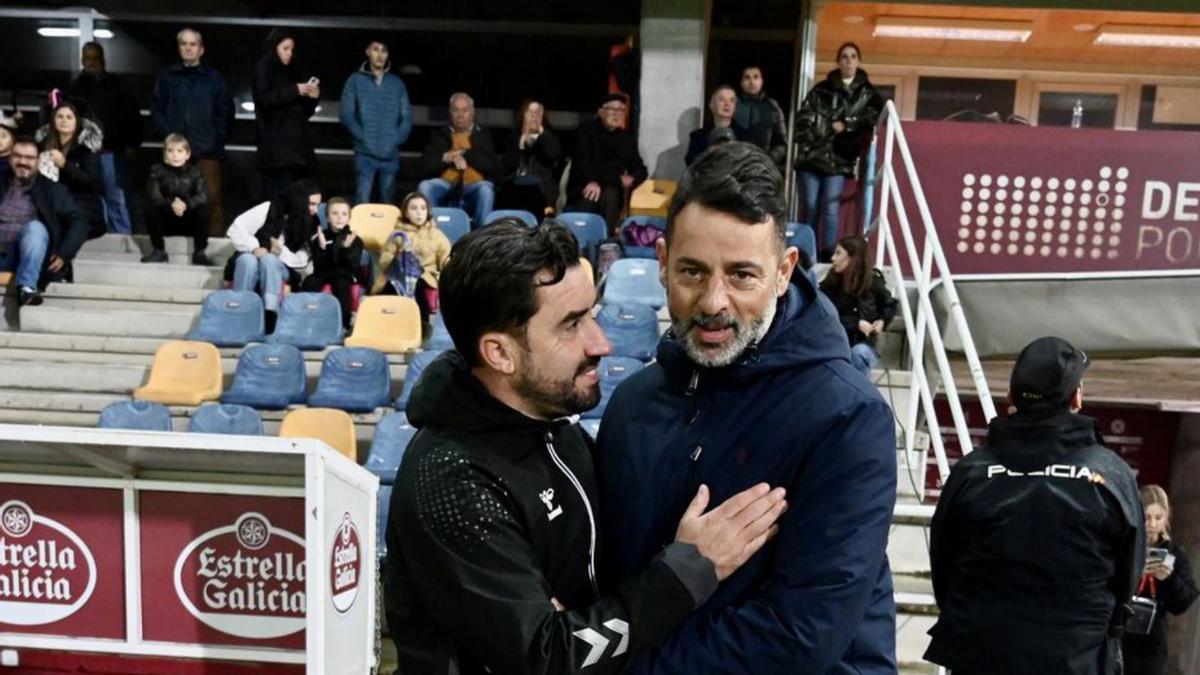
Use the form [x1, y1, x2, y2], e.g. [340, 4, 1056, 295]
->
[666, 141, 786, 249]
[837, 42, 863, 61]
[440, 219, 581, 367]
[82, 41, 105, 61]
[11, 135, 37, 151]
[326, 196, 350, 210]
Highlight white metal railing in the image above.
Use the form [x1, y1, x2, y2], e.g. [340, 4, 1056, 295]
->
[867, 100, 997, 502]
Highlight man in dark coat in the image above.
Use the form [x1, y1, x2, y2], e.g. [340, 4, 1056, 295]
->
[151, 27, 234, 236]
[66, 41, 143, 235]
[567, 93, 648, 230]
[925, 336, 1145, 675]
[0, 138, 89, 305]
[385, 219, 787, 674]
[734, 66, 787, 169]
[416, 92, 500, 227]
[597, 141, 899, 674]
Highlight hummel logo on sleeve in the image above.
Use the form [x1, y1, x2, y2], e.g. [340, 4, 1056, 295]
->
[539, 488, 563, 521]
[573, 619, 629, 668]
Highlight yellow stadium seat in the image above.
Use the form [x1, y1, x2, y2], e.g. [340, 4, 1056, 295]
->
[133, 340, 223, 406]
[579, 257, 594, 286]
[629, 180, 678, 218]
[0, 272, 13, 287]
[344, 295, 422, 353]
[279, 408, 357, 461]
[350, 203, 401, 252]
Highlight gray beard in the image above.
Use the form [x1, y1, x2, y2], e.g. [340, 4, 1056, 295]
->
[673, 289, 779, 368]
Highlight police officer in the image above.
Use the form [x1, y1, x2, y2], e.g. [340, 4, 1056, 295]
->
[925, 336, 1145, 675]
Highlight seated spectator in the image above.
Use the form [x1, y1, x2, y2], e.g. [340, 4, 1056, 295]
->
[0, 137, 89, 306]
[417, 93, 499, 226]
[372, 192, 449, 324]
[301, 197, 363, 330]
[253, 28, 319, 200]
[0, 113, 18, 178]
[36, 101, 105, 239]
[141, 133, 210, 265]
[820, 235, 896, 377]
[496, 98, 562, 217]
[226, 179, 321, 331]
[685, 85, 746, 165]
[566, 93, 647, 230]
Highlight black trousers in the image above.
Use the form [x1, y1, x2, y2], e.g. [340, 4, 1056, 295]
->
[147, 203, 210, 252]
[301, 272, 357, 329]
[567, 184, 624, 234]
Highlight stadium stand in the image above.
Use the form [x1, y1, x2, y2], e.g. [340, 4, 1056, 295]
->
[307, 347, 393, 413]
[393, 348, 444, 412]
[786, 222, 818, 264]
[221, 343, 309, 410]
[618, 215, 666, 259]
[365, 412, 417, 484]
[98, 399, 173, 431]
[133, 340, 223, 406]
[188, 402, 264, 435]
[265, 292, 345, 350]
[187, 290, 266, 347]
[279, 407, 358, 461]
[344, 296, 423, 353]
[425, 313, 455, 351]
[431, 207, 470, 244]
[350, 202, 402, 252]
[558, 211, 608, 259]
[596, 302, 659, 361]
[601, 258, 666, 309]
[483, 209, 539, 227]
[582, 356, 645, 420]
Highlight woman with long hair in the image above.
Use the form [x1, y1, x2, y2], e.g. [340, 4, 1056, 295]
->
[253, 28, 319, 200]
[496, 98, 562, 217]
[820, 235, 896, 377]
[1123, 485, 1198, 675]
[37, 100, 105, 237]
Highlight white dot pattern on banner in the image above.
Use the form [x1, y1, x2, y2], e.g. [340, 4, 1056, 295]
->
[954, 167, 1128, 261]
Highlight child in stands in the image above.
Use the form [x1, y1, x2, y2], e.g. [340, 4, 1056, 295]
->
[142, 133, 211, 265]
[373, 192, 450, 324]
[301, 197, 363, 330]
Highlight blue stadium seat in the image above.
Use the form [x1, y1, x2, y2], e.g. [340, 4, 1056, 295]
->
[432, 207, 470, 243]
[785, 222, 818, 263]
[602, 259, 666, 309]
[596, 303, 659, 361]
[394, 349, 444, 411]
[266, 292, 344, 350]
[619, 216, 666, 259]
[579, 418, 601, 439]
[187, 290, 265, 347]
[222, 344, 308, 410]
[365, 412, 416, 484]
[377, 483, 393, 561]
[308, 347, 392, 413]
[484, 209, 538, 227]
[425, 313, 454, 351]
[188, 403, 264, 435]
[556, 212, 607, 256]
[582, 357, 645, 420]
[98, 400, 172, 431]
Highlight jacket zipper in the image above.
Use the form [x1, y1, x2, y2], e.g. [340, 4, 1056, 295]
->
[544, 431, 600, 596]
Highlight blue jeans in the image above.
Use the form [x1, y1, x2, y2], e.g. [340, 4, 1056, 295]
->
[417, 178, 495, 227]
[99, 152, 132, 234]
[354, 154, 400, 205]
[800, 171, 846, 254]
[0, 220, 50, 290]
[233, 252, 289, 312]
[850, 342, 880, 377]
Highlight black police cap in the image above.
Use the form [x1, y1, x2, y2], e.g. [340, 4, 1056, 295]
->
[1010, 336, 1089, 411]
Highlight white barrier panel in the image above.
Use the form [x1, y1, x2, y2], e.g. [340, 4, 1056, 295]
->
[0, 424, 378, 674]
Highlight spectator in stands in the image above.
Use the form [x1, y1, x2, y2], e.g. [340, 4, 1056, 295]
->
[1123, 485, 1198, 675]
[821, 235, 896, 377]
[0, 113, 18, 178]
[151, 28, 234, 237]
[373, 192, 449, 325]
[795, 43, 883, 261]
[385, 218, 786, 674]
[301, 197, 363, 330]
[65, 41, 143, 235]
[496, 98, 562, 217]
[36, 101, 105, 240]
[926, 336, 1144, 675]
[340, 38, 412, 205]
[734, 66, 787, 169]
[0, 137, 89, 306]
[141, 133, 210, 265]
[417, 92, 499, 226]
[685, 85, 745, 166]
[597, 141, 898, 674]
[254, 29, 320, 201]
[226, 179, 322, 331]
[567, 93, 647, 230]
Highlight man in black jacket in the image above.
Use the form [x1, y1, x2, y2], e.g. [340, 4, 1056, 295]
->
[926, 336, 1145, 675]
[417, 92, 500, 226]
[0, 138, 89, 306]
[567, 93, 647, 230]
[385, 219, 787, 674]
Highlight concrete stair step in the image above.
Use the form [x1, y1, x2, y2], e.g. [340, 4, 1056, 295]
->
[79, 234, 235, 257]
[39, 296, 207, 314]
[0, 332, 412, 364]
[71, 259, 225, 289]
[43, 283, 211, 305]
[0, 361, 147, 394]
[19, 305, 198, 338]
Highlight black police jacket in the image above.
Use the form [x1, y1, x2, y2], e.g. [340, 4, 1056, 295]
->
[384, 351, 716, 675]
[925, 410, 1144, 675]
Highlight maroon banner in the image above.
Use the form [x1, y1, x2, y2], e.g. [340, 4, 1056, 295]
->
[896, 122, 1200, 274]
[0, 484, 125, 639]
[138, 492, 306, 650]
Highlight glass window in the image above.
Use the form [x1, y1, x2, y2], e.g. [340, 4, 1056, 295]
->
[916, 77, 1016, 123]
[1138, 85, 1200, 132]
[1037, 92, 1118, 129]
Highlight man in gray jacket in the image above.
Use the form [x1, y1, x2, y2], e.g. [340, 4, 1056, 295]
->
[340, 38, 412, 204]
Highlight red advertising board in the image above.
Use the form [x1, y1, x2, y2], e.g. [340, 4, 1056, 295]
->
[0, 483, 125, 639]
[138, 491, 306, 650]
[895, 122, 1200, 275]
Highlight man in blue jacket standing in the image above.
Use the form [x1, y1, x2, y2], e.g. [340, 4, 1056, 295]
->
[340, 38, 412, 205]
[597, 141, 898, 674]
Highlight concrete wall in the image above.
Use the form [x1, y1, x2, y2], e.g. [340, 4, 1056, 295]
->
[638, 0, 711, 181]
[1168, 413, 1200, 675]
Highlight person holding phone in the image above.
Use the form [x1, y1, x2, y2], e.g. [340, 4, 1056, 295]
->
[253, 28, 319, 200]
[1123, 485, 1199, 675]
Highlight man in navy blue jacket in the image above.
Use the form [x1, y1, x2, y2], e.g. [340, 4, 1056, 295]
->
[597, 141, 898, 674]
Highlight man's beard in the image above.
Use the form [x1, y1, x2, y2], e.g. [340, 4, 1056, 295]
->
[672, 287, 778, 368]
[513, 352, 602, 419]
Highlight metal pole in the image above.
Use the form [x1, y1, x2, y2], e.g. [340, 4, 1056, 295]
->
[784, 0, 817, 222]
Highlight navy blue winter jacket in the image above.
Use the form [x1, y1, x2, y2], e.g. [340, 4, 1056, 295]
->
[339, 63, 412, 162]
[597, 276, 898, 675]
[151, 62, 234, 160]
